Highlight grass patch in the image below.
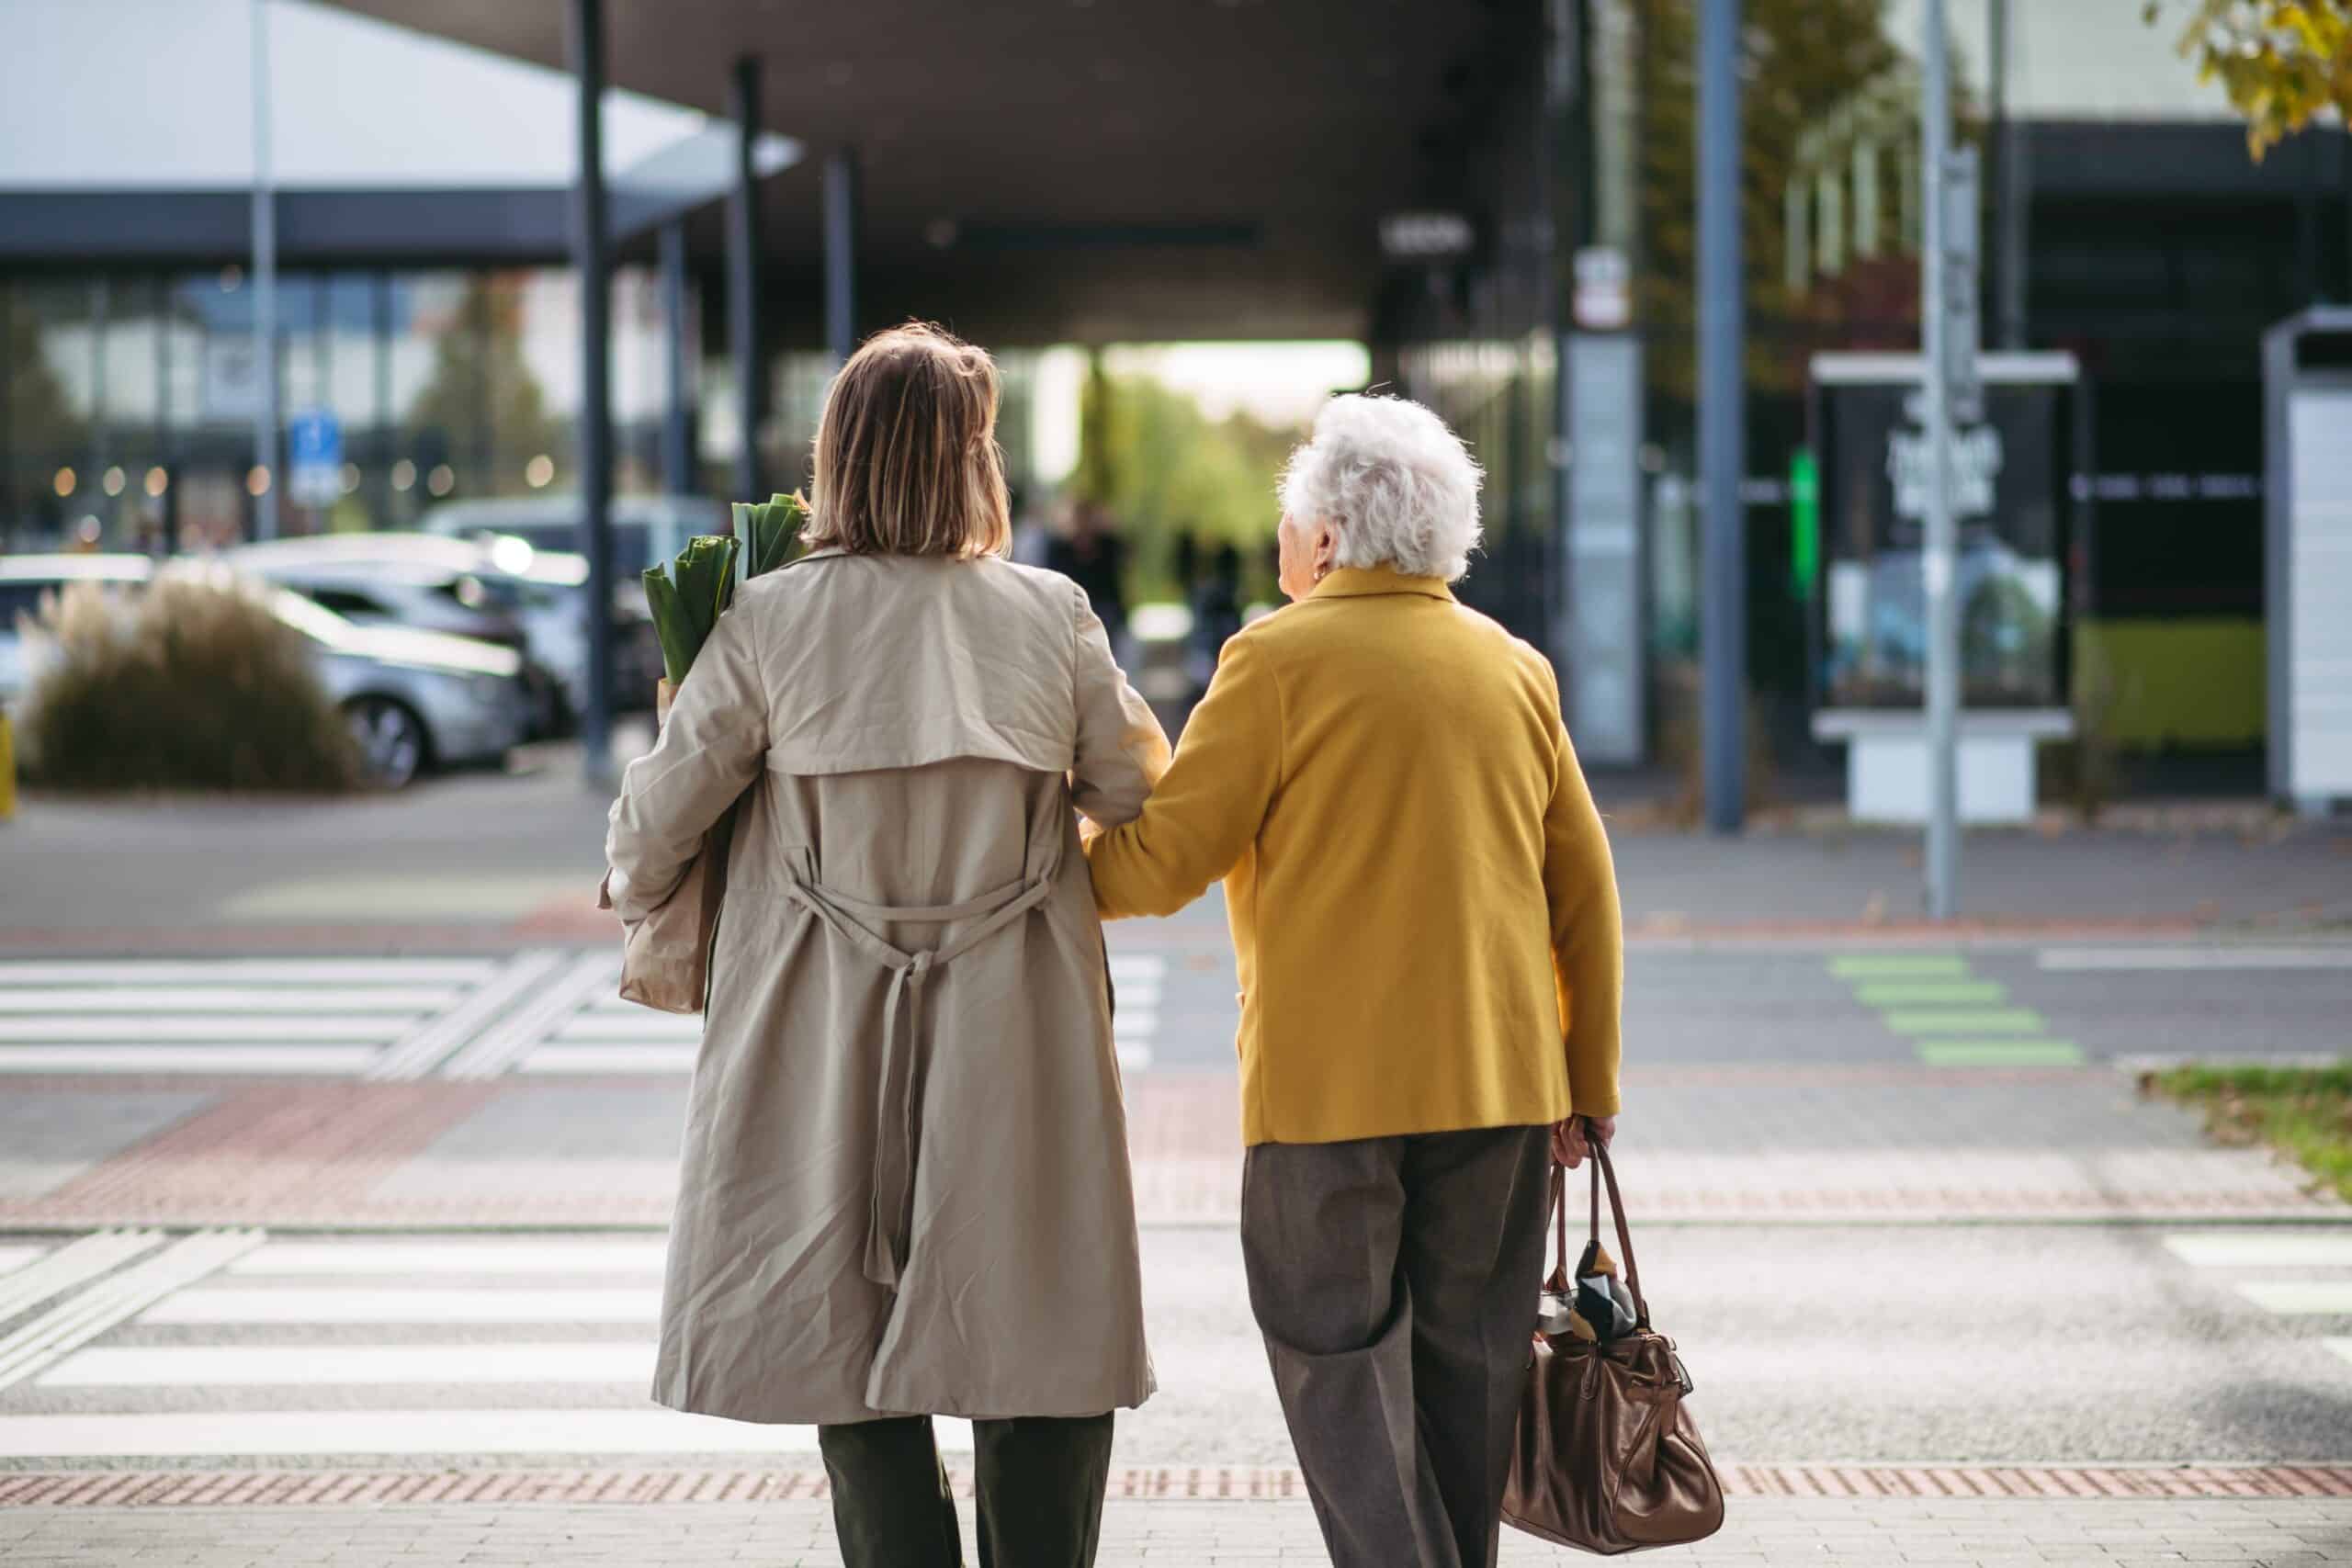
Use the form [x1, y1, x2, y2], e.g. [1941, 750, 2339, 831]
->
[2146, 1063, 2352, 1203]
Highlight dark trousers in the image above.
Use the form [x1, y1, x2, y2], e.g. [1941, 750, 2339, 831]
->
[1241, 1124, 1553, 1568]
[818, 1412, 1114, 1568]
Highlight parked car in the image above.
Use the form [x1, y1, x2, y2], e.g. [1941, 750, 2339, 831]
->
[288, 527, 666, 719]
[419, 493, 730, 585]
[0, 554, 531, 788]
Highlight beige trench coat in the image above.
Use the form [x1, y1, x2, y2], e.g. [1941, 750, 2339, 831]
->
[605, 549, 1170, 1424]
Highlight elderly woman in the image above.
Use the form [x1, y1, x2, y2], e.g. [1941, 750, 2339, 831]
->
[1085, 394, 1624, 1568]
[605, 322, 1168, 1568]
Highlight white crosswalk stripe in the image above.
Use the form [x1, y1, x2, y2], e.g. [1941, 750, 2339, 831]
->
[2165, 1231, 2352, 1372]
[0, 1229, 949, 1461]
[0, 949, 1179, 1079]
[2040, 945, 2352, 971]
[513, 953, 1169, 1076]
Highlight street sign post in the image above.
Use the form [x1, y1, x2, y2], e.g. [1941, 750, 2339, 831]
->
[1941, 145, 1983, 423]
[1919, 0, 1968, 919]
[287, 412, 344, 511]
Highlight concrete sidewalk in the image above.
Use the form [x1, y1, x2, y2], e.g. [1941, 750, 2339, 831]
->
[7, 1494, 2352, 1566]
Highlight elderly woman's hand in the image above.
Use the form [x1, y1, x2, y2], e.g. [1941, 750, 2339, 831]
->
[1552, 1114, 1616, 1170]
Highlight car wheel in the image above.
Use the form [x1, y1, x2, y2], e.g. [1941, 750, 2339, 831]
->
[345, 696, 429, 788]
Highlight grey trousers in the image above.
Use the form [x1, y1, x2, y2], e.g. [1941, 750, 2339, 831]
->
[1241, 1124, 1553, 1568]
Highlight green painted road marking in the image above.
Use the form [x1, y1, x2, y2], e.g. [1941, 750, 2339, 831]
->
[1856, 979, 2008, 1007]
[1916, 1039, 2086, 1067]
[1882, 1008, 2048, 1035]
[1828, 954, 1969, 979]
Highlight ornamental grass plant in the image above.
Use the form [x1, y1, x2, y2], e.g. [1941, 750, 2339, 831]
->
[15, 568, 361, 794]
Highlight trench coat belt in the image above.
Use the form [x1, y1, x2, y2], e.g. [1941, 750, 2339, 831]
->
[785, 869, 1058, 1291]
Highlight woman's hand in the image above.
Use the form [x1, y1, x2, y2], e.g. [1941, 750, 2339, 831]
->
[1552, 1113, 1617, 1169]
[655, 679, 676, 727]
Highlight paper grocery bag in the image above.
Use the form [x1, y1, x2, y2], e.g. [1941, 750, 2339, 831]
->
[599, 678, 733, 1016]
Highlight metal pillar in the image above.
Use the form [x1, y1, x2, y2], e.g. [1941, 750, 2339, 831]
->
[570, 0, 616, 787]
[728, 55, 763, 504]
[1989, 0, 2029, 349]
[1921, 0, 1960, 916]
[659, 220, 695, 495]
[1697, 0, 1746, 833]
[824, 147, 860, 367]
[248, 0, 280, 541]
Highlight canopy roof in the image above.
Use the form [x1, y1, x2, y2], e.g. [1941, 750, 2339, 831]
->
[313, 0, 1540, 343]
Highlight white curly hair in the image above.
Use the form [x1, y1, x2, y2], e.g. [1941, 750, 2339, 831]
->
[1277, 393, 1484, 582]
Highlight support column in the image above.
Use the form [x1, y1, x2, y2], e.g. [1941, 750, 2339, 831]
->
[248, 0, 280, 542]
[728, 55, 764, 504]
[659, 219, 695, 495]
[1989, 0, 2030, 348]
[1697, 0, 1746, 833]
[570, 0, 615, 786]
[824, 146, 861, 367]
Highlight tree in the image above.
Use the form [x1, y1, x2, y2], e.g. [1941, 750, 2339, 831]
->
[1069, 367, 1297, 601]
[1632, 0, 1915, 397]
[405, 276, 561, 497]
[2146, 0, 2352, 159]
[2, 286, 90, 547]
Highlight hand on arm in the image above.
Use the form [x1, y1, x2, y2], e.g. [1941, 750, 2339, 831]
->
[1082, 633, 1282, 919]
[603, 601, 770, 922]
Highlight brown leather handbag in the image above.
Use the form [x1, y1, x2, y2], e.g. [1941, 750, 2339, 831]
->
[1502, 1141, 1725, 1554]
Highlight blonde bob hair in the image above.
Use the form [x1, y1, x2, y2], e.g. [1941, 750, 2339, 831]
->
[802, 321, 1012, 558]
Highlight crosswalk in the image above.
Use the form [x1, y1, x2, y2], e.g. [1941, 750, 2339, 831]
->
[0, 952, 1165, 1078]
[1826, 952, 2084, 1067]
[2165, 1230, 2352, 1370]
[0, 1230, 945, 1460]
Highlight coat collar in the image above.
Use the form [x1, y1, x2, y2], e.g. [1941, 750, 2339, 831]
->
[1310, 566, 1457, 603]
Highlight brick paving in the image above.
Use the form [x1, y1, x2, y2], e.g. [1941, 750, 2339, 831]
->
[4, 1495, 2351, 1564]
[6, 1465, 2352, 1508]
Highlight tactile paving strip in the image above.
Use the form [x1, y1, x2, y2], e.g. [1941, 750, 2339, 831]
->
[4, 1465, 2349, 1507]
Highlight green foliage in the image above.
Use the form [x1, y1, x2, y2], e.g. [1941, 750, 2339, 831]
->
[641, 494, 803, 685]
[738, 491, 808, 578]
[1634, 0, 1915, 397]
[1069, 369, 1298, 602]
[17, 572, 359, 794]
[0, 283, 86, 464]
[642, 535, 739, 684]
[406, 276, 562, 495]
[2151, 1061, 2352, 1201]
[2146, 0, 2352, 159]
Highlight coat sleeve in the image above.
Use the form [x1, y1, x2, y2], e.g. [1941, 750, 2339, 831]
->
[604, 597, 770, 923]
[1083, 631, 1281, 919]
[1069, 585, 1170, 829]
[1539, 664, 1624, 1118]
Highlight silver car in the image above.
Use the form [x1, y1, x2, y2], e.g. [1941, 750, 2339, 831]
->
[254, 529, 666, 723]
[0, 554, 531, 789]
[419, 492, 729, 586]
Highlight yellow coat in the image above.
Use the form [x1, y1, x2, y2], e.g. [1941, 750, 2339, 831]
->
[1085, 566, 1623, 1146]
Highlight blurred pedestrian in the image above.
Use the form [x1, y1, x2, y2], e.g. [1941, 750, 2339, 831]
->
[1084, 394, 1626, 1568]
[1046, 498, 1130, 666]
[605, 322, 1170, 1568]
[1184, 540, 1245, 697]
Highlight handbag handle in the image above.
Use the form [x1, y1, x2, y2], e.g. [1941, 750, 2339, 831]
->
[1548, 1125, 1648, 1328]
